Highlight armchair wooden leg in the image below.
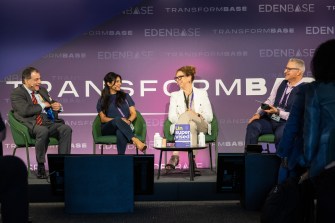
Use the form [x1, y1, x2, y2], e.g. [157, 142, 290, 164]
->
[215, 141, 218, 173]
[13, 146, 31, 176]
[25, 146, 32, 175]
[263, 143, 271, 153]
[12, 146, 18, 156]
[208, 143, 213, 171]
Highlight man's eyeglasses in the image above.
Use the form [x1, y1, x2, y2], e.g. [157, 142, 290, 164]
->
[174, 75, 185, 81]
[285, 67, 300, 71]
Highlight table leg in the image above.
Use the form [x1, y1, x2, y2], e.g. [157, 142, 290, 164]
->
[189, 150, 194, 181]
[157, 150, 163, 180]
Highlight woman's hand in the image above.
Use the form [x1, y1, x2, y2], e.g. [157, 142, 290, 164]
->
[121, 117, 131, 125]
[98, 111, 112, 123]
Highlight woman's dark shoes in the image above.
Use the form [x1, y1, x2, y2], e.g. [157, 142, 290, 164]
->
[37, 164, 47, 179]
[166, 155, 179, 170]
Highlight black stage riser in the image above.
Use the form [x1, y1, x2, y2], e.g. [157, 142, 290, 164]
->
[28, 181, 239, 203]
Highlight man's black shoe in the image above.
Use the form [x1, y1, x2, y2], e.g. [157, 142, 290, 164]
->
[37, 164, 47, 179]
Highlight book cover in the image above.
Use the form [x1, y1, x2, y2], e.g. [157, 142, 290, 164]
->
[174, 124, 191, 147]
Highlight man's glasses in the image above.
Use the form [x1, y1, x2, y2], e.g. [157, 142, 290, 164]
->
[174, 75, 185, 81]
[285, 67, 300, 71]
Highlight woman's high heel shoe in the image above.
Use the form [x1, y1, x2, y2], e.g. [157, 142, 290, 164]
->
[133, 138, 147, 153]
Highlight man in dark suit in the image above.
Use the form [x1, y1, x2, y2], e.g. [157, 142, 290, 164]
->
[245, 58, 306, 151]
[10, 67, 72, 179]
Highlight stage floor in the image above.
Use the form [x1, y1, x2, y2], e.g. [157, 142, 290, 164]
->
[28, 168, 241, 203]
[28, 168, 216, 184]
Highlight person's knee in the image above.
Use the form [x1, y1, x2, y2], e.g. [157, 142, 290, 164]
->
[61, 125, 72, 135]
[35, 126, 49, 139]
[177, 112, 191, 124]
[116, 130, 127, 141]
[246, 122, 259, 133]
[189, 121, 197, 132]
[116, 129, 122, 137]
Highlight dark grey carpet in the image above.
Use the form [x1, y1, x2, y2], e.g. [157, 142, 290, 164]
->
[29, 201, 260, 223]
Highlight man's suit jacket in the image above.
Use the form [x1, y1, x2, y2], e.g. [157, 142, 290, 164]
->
[277, 83, 308, 170]
[168, 86, 213, 134]
[10, 85, 63, 133]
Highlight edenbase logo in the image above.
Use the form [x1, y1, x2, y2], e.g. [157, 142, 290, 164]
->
[144, 28, 200, 37]
[259, 48, 315, 58]
[306, 26, 334, 35]
[259, 4, 315, 13]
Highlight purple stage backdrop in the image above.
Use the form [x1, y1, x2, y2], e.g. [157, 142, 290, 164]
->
[1, 0, 335, 170]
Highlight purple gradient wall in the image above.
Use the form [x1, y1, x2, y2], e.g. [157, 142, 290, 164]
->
[1, 0, 335, 170]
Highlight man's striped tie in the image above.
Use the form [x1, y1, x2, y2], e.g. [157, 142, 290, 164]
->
[31, 92, 43, 125]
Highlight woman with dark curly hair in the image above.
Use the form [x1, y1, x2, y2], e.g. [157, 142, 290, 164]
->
[96, 72, 146, 154]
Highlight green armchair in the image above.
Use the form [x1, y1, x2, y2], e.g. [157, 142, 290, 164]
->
[8, 110, 59, 174]
[92, 110, 147, 155]
[258, 134, 275, 153]
[163, 114, 219, 170]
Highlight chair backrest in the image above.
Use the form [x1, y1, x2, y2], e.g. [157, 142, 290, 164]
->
[133, 110, 147, 142]
[163, 119, 174, 142]
[92, 115, 102, 141]
[163, 114, 218, 143]
[8, 110, 34, 146]
[205, 114, 218, 142]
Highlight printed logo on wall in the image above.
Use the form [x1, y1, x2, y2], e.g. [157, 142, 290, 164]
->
[43, 52, 87, 60]
[144, 28, 201, 37]
[212, 28, 295, 35]
[258, 4, 315, 13]
[84, 30, 134, 36]
[122, 6, 154, 15]
[259, 48, 316, 58]
[164, 6, 247, 13]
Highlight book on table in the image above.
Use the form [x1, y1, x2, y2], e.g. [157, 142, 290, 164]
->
[174, 124, 191, 147]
